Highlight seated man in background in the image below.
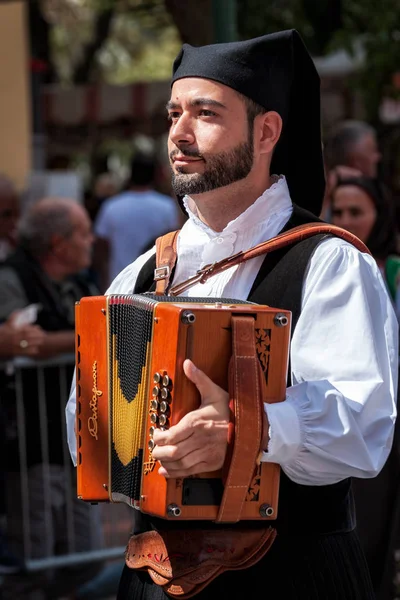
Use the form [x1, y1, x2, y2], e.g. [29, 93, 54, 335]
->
[0, 198, 104, 600]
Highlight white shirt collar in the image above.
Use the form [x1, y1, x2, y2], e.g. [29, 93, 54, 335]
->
[182, 175, 291, 237]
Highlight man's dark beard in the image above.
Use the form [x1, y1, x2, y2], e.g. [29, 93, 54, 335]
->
[171, 138, 254, 196]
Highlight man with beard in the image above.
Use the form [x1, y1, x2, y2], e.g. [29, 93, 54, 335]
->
[66, 30, 398, 599]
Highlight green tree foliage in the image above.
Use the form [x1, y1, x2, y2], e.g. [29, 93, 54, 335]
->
[333, 0, 400, 122]
[39, 0, 182, 84]
[36, 0, 400, 121]
[236, 0, 400, 122]
[236, 0, 342, 55]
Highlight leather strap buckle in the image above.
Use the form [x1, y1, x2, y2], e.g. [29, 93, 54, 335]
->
[154, 265, 170, 281]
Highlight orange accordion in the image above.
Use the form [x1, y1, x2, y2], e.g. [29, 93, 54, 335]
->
[75, 293, 291, 521]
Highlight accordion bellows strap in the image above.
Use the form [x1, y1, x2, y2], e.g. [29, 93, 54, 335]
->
[217, 315, 266, 523]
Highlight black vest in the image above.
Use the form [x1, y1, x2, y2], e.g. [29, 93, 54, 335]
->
[133, 204, 355, 535]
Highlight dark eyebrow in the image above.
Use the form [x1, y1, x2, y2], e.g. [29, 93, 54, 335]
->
[166, 98, 227, 111]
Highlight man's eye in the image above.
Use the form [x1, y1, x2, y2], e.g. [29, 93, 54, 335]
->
[167, 112, 180, 121]
[199, 109, 216, 117]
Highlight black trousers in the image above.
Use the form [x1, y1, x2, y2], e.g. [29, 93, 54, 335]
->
[117, 530, 375, 600]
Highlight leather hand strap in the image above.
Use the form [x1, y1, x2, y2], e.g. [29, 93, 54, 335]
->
[168, 223, 371, 296]
[154, 230, 179, 295]
[216, 315, 264, 523]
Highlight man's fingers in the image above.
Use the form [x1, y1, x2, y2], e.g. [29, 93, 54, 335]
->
[155, 445, 210, 478]
[158, 459, 209, 479]
[153, 414, 194, 447]
[152, 436, 198, 465]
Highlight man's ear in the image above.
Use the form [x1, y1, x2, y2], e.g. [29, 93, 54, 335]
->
[256, 111, 283, 155]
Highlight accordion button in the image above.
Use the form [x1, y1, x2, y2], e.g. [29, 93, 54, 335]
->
[150, 399, 159, 411]
[150, 413, 158, 424]
[153, 373, 162, 384]
[149, 426, 156, 438]
[161, 387, 170, 400]
[159, 414, 168, 427]
[152, 386, 160, 397]
[148, 439, 155, 451]
[159, 401, 170, 414]
[162, 374, 170, 387]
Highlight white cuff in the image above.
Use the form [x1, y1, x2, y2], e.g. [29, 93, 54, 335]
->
[260, 399, 302, 465]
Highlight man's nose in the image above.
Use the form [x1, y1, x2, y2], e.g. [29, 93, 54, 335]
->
[169, 114, 195, 147]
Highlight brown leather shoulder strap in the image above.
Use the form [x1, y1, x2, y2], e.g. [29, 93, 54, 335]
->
[169, 223, 371, 296]
[154, 230, 180, 295]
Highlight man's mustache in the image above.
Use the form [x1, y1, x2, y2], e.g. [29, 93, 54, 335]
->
[169, 149, 203, 161]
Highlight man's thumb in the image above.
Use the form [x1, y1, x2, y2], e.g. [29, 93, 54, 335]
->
[183, 359, 214, 402]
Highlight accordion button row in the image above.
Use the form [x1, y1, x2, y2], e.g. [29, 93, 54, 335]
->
[150, 399, 171, 414]
[152, 387, 170, 400]
[150, 411, 170, 426]
[148, 372, 173, 446]
[153, 372, 171, 387]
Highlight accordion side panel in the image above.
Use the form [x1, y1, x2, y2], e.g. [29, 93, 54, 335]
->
[76, 296, 110, 502]
[140, 304, 182, 517]
[141, 303, 291, 521]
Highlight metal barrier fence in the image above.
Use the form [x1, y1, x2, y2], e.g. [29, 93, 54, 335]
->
[0, 353, 133, 598]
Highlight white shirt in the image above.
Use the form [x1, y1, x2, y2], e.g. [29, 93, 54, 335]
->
[94, 189, 182, 283]
[66, 177, 398, 485]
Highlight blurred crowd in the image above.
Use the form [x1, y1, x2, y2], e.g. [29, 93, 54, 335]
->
[0, 121, 399, 599]
[0, 150, 183, 600]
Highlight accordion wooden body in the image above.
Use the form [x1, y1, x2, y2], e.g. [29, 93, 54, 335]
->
[75, 294, 291, 521]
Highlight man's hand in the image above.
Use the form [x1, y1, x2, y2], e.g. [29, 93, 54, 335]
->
[0, 312, 46, 358]
[152, 359, 230, 478]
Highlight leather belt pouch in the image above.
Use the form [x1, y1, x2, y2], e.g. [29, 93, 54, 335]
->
[125, 526, 276, 598]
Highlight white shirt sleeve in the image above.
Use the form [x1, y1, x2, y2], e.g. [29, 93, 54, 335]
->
[261, 238, 399, 485]
[65, 246, 156, 465]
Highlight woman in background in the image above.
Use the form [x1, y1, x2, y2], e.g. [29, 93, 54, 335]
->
[331, 175, 400, 600]
[331, 176, 400, 317]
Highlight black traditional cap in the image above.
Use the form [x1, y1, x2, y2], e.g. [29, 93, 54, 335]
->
[171, 30, 325, 217]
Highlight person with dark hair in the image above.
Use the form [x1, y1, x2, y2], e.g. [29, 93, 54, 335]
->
[93, 151, 183, 291]
[320, 120, 383, 221]
[66, 30, 398, 599]
[331, 176, 400, 315]
[324, 120, 381, 179]
[331, 175, 400, 600]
